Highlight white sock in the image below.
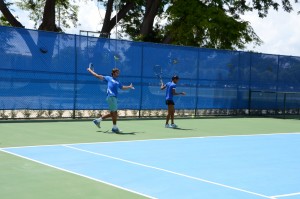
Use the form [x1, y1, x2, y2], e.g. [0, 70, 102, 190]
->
[113, 125, 117, 129]
[98, 117, 102, 121]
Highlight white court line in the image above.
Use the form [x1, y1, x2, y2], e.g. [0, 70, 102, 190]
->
[0, 148, 156, 199]
[64, 145, 273, 199]
[271, 192, 300, 198]
[1, 132, 300, 150]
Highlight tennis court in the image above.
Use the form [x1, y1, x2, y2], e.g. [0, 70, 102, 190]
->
[1, 118, 300, 199]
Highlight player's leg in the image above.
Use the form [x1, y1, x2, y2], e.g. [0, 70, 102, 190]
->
[168, 100, 177, 128]
[170, 107, 174, 123]
[170, 106, 177, 128]
[93, 112, 112, 128]
[102, 112, 112, 119]
[93, 97, 114, 128]
[108, 97, 121, 133]
[112, 111, 117, 126]
[165, 100, 174, 128]
[169, 104, 175, 125]
[165, 101, 170, 127]
[165, 108, 170, 127]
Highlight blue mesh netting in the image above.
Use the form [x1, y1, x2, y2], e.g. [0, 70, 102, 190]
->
[0, 26, 299, 111]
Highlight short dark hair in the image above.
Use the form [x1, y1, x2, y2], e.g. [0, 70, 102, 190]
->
[172, 75, 179, 80]
[111, 68, 120, 76]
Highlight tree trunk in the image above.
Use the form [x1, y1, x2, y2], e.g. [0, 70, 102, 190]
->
[38, 0, 60, 32]
[139, 0, 161, 39]
[0, 0, 24, 27]
[101, 0, 135, 38]
[37, 0, 58, 68]
[100, 0, 114, 37]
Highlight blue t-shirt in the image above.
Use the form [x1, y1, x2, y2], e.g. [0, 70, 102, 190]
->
[165, 81, 176, 100]
[103, 76, 123, 97]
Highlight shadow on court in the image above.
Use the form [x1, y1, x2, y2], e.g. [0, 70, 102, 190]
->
[97, 130, 144, 135]
[172, 127, 194, 131]
[116, 132, 139, 135]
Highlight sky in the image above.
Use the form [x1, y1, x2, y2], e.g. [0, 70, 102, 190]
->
[14, 0, 300, 57]
[241, 2, 300, 56]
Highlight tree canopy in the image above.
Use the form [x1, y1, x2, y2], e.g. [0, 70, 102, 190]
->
[0, 0, 295, 50]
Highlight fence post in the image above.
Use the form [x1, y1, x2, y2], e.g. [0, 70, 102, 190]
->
[248, 89, 252, 116]
[138, 44, 144, 118]
[194, 48, 200, 117]
[248, 52, 253, 116]
[283, 92, 287, 119]
[73, 35, 78, 119]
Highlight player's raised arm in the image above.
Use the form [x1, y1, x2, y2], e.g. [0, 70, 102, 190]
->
[87, 67, 104, 80]
[160, 82, 166, 90]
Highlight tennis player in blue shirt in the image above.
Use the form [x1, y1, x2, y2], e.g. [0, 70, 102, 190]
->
[161, 75, 185, 128]
[87, 66, 134, 133]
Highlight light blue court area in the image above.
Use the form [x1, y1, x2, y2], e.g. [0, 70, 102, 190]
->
[2, 133, 300, 199]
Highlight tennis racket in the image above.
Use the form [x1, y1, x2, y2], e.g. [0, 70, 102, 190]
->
[153, 64, 163, 85]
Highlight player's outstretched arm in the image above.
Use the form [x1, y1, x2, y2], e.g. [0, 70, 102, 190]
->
[87, 67, 104, 80]
[122, 83, 135, 90]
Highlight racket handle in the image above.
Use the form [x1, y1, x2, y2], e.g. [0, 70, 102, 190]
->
[160, 79, 164, 85]
[89, 63, 94, 71]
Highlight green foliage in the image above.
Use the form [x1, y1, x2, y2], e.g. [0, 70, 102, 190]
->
[0, 15, 11, 26]
[121, 0, 168, 42]
[122, 0, 293, 49]
[0, 0, 13, 26]
[165, 0, 263, 50]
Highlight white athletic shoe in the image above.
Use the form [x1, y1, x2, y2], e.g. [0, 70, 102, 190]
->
[170, 124, 178, 128]
[165, 124, 172, 128]
[93, 119, 101, 128]
[112, 128, 122, 133]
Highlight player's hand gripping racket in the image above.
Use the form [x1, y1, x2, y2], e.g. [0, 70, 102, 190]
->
[153, 64, 163, 85]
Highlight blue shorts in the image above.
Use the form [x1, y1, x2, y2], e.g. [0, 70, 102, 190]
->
[106, 96, 118, 112]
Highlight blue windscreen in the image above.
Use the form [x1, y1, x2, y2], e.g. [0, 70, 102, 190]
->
[0, 26, 299, 111]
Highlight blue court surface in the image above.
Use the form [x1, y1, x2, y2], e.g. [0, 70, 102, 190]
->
[1, 133, 300, 199]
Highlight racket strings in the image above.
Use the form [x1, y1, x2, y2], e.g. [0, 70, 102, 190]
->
[154, 65, 162, 78]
